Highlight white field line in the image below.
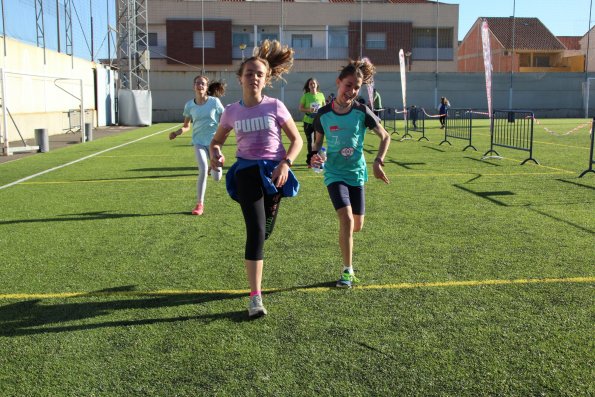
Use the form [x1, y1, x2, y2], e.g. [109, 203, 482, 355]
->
[0, 125, 181, 191]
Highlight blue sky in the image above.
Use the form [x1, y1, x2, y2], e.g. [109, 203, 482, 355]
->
[451, 0, 593, 40]
[2, 0, 115, 62]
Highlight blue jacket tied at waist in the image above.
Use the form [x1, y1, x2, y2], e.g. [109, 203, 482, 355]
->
[226, 158, 300, 201]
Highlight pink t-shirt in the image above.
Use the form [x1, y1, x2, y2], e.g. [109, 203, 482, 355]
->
[219, 96, 292, 160]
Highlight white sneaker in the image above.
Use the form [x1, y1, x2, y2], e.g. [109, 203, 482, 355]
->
[248, 295, 267, 318]
[210, 167, 222, 181]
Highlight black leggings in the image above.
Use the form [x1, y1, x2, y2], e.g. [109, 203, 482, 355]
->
[304, 122, 315, 165]
[235, 166, 282, 260]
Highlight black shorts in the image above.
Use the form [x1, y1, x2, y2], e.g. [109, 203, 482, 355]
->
[327, 181, 365, 215]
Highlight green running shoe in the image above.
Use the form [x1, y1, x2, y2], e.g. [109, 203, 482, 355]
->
[336, 270, 359, 288]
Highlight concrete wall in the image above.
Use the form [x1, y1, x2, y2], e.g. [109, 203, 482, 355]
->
[151, 70, 594, 123]
[0, 37, 111, 145]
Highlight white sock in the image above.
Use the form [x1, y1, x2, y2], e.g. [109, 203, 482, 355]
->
[342, 266, 354, 275]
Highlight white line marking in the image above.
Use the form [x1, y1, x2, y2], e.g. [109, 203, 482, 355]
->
[0, 125, 180, 191]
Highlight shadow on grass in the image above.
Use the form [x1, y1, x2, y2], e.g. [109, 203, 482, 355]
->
[556, 178, 595, 191]
[385, 159, 426, 169]
[524, 206, 594, 235]
[0, 282, 335, 336]
[422, 145, 445, 152]
[464, 156, 501, 166]
[453, 184, 514, 206]
[0, 210, 191, 225]
[464, 174, 482, 183]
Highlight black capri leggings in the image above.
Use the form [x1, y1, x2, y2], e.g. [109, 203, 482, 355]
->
[235, 166, 282, 261]
[303, 122, 315, 166]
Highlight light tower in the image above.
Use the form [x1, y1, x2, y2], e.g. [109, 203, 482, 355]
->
[116, 0, 151, 125]
[116, 0, 150, 90]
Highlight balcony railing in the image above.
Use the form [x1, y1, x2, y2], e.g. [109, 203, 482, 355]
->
[149, 45, 167, 58]
[412, 47, 454, 61]
[232, 46, 348, 60]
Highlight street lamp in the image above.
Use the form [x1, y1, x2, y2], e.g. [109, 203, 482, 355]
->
[240, 44, 247, 61]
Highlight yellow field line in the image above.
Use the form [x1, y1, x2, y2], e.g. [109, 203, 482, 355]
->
[1, 277, 592, 300]
[534, 140, 590, 150]
[494, 157, 576, 173]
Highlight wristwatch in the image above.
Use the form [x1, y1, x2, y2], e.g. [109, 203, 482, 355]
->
[284, 158, 293, 167]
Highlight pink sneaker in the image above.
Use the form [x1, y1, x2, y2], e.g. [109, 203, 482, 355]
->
[191, 203, 204, 215]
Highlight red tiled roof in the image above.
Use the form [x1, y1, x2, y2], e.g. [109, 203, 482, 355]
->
[387, 0, 432, 3]
[557, 36, 581, 50]
[330, 0, 431, 2]
[483, 17, 565, 51]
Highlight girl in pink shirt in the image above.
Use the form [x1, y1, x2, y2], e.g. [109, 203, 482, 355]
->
[210, 40, 303, 318]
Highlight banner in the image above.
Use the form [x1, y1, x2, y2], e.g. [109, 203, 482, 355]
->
[399, 49, 407, 113]
[481, 19, 493, 117]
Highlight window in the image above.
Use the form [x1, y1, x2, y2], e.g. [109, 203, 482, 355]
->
[233, 32, 250, 48]
[413, 29, 435, 48]
[366, 32, 386, 49]
[519, 53, 551, 67]
[412, 27, 454, 60]
[534, 55, 550, 67]
[292, 35, 312, 48]
[258, 33, 278, 44]
[412, 28, 453, 48]
[148, 33, 158, 46]
[329, 28, 348, 48]
[193, 31, 215, 48]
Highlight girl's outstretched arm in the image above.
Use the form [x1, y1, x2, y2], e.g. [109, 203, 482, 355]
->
[310, 131, 325, 168]
[271, 118, 303, 188]
[209, 125, 232, 169]
[169, 117, 192, 140]
[371, 124, 390, 184]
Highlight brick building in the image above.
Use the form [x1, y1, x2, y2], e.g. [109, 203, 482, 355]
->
[457, 17, 582, 73]
[147, 0, 459, 73]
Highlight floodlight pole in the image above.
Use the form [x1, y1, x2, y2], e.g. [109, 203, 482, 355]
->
[56, 0, 61, 53]
[1, 0, 6, 56]
[360, 0, 363, 59]
[90, 0, 94, 61]
[509, 0, 516, 109]
[34, 0, 47, 64]
[280, 0, 285, 102]
[201, 0, 205, 74]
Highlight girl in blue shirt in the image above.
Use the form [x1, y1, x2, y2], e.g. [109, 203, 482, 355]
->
[312, 59, 390, 288]
[169, 75, 225, 215]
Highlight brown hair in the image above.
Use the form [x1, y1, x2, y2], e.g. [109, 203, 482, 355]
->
[303, 77, 318, 93]
[236, 40, 294, 86]
[193, 75, 226, 98]
[337, 59, 376, 85]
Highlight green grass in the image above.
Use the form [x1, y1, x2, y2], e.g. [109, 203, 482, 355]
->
[0, 119, 593, 396]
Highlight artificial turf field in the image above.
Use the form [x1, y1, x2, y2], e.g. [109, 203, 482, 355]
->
[0, 118, 593, 396]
